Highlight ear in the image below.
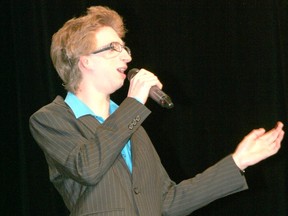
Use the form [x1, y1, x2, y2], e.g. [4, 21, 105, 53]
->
[78, 56, 91, 71]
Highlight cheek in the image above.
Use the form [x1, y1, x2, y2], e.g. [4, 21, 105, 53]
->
[91, 67, 114, 87]
[91, 58, 115, 73]
[89, 58, 120, 82]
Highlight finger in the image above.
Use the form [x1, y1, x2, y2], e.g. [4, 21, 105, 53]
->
[130, 69, 149, 80]
[136, 69, 154, 77]
[275, 121, 284, 130]
[259, 123, 284, 143]
[269, 132, 283, 154]
[269, 130, 283, 148]
[272, 130, 285, 154]
[134, 72, 156, 83]
[245, 128, 266, 141]
[134, 70, 162, 89]
[275, 130, 285, 144]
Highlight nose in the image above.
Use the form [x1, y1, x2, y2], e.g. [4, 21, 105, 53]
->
[120, 49, 132, 63]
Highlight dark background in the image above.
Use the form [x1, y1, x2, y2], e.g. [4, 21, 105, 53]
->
[1, 0, 288, 215]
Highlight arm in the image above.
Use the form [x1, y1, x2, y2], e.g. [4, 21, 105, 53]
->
[29, 97, 151, 185]
[128, 68, 285, 171]
[161, 122, 284, 216]
[161, 155, 248, 216]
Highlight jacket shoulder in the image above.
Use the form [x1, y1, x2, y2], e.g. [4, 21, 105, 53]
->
[30, 95, 72, 120]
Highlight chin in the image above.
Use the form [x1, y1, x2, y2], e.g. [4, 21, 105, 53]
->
[110, 83, 124, 94]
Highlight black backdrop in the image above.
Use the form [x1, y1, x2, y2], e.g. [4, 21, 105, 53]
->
[1, 0, 288, 215]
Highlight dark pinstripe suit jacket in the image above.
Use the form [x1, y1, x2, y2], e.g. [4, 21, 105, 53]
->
[29, 96, 248, 216]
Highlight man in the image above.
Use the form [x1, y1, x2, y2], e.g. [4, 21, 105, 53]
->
[29, 6, 284, 216]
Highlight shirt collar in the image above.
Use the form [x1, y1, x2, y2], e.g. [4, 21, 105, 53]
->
[64, 92, 118, 119]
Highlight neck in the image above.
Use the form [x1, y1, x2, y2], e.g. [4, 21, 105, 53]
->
[75, 89, 110, 120]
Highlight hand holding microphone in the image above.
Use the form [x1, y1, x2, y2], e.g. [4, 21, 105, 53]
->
[127, 68, 174, 109]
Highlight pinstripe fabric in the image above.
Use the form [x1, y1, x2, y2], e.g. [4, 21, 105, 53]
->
[30, 96, 248, 216]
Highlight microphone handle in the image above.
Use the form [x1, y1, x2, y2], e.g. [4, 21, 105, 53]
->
[150, 86, 174, 108]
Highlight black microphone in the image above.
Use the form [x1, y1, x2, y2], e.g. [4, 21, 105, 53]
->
[127, 68, 174, 109]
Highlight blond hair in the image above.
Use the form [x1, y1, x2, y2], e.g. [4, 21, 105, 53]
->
[50, 6, 126, 93]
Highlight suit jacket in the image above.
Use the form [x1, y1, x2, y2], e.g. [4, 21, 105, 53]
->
[29, 96, 248, 216]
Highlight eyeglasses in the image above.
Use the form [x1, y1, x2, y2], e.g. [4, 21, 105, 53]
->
[91, 41, 131, 58]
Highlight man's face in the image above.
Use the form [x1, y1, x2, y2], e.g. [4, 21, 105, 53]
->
[82, 26, 132, 95]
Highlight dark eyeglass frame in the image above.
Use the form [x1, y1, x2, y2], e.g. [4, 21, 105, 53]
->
[91, 42, 131, 56]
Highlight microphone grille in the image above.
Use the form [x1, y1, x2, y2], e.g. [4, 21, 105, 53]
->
[127, 68, 139, 81]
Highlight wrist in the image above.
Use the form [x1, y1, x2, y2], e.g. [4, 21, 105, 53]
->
[232, 153, 247, 172]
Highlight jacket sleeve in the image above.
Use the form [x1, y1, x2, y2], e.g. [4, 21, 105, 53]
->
[29, 97, 151, 186]
[161, 155, 248, 216]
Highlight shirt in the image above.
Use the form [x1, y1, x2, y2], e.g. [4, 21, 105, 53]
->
[65, 92, 132, 172]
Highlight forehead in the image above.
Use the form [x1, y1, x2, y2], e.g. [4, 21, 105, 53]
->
[94, 26, 123, 47]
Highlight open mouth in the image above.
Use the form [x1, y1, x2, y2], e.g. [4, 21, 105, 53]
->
[117, 67, 127, 74]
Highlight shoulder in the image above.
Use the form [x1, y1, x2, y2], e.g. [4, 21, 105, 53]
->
[30, 95, 73, 123]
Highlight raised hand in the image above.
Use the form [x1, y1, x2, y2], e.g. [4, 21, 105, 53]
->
[127, 68, 163, 104]
[232, 122, 285, 171]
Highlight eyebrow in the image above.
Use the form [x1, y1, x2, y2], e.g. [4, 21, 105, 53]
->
[97, 41, 125, 49]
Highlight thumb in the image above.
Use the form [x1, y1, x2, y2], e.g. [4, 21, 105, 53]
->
[245, 128, 266, 141]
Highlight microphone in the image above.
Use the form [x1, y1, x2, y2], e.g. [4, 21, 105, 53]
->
[127, 68, 174, 109]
